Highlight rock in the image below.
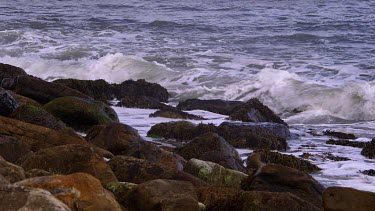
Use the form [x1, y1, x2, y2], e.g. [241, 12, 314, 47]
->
[241, 164, 324, 208]
[246, 150, 321, 173]
[25, 169, 53, 178]
[0, 185, 71, 211]
[361, 139, 375, 159]
[87, 122, 143, 156]
[117, 95, 168, 109]
[0, 87, 18, 116]
[105, 182, 138, 209]
[8, 90, 41, 107]
[16, 172, 122, 211]
[43, 96, 119, 131]
[326, 139, 368, 148]
[53, 78, 115, 102]
[10, 105, 67, 131]
[150, 106, 205, 120]
[128, 179, 200, 211]
[217, 122, 290, 150]
[322, 130, 356, 139]
[198, 187, 319, 211]
[115, 79, 169, 102]
[0, 63, 27, 81]
[0, 174, 10, 186]
[2, 75, 90, 104]
[176, 133, 245, 171]
[177, 99, 243, 115]
[19, 144, 118, 185]
[0, 134, 31, 163]
[184, 159, 247, 188]
[324, 152, 350, 161]
[0, 116, 87, 152]
[0, 156, 25, 183]
[229, 98, 287, 125]
[108, 155, 207, 187]
[323, 187, 375, 211]
[359, 169, 375, 176]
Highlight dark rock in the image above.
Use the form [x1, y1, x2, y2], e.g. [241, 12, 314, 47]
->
[2, 75, 91, 104]
[10, 105, 67, 131]
[117, 95, 167, 109]
[105, 182, 138, 209]
[8, 91, 42, 107]
[246, 150, 321, 173]
[0, 134, 31, 164]
[323, 187, 375, 211]
[177, 98, 243, 115]
[150, 106, 205, 120]
[361, 139, 375, 159]
[326, 139, 368, 148]
[19, 144, 118, 185]
[322, 130, 356, 139]
[217, 122, 290, 150]
[359, 169, 375, 176]
[176, 133, 245, 172]
[115, 79, 169, 103]
[0, 87, 18, 116]
[108, 155, 208, 187]
[324, 152, 350, 161]
[198, 187, 319, 211]
[241, 164, 324, 208]
[0, 156, 25, 183]
[25, 169, 52, 178]
[43, 96, 119, 131]
[229, 98, 287, 125]
[0, 63, 27, 81]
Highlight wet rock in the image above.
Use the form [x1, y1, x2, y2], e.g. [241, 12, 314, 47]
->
[0, 155, 25, 183]
[117, 95, 168, 109]
[217, 122, 290, 150]
[2, 75, 90, 104]
[16, 172, 122, 211]
[10, 105, 67, 131]
[361, 139, 375, 159]
[43, 96, 119, 131]
[108, 155, 207, 187]
[0, 87, 18, 116]
[128, 179, 200, 211]
[326, 138, 368, 148]
[323, 187, 375, 211]
[0, 185, 71, 211]
[0, 63, 27, 81]
[25, 169, 53, 178]
[105, 182, 138, 209]
[150, 106, 205, 120]
[176, 133, 245, 171]
[184, 158, 247, 188]
[246, 150, 321, 173]
[0, 134, 31, 163]
[241, 164, 324, 208]
[8, 90, 42, 107]
[19, 144, 118, 185]
[198, 187, 319, 211]
[359, 169, 375, 176]
[177, 98, 243, 115]
[324, 152, 350, 161]
[229, 98, 287, 125]
[322, 130, 356, 139]
[115, 79, 169, 103]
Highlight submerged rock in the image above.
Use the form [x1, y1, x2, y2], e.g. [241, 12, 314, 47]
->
[149, 106, 205, 120]
[326, 139, 367, 148]
[0, 87, 18, 116]
[359, 169, 375, 176]
[177, 98, 243, 115]
[323, 187, 375, 211]
[323, 130, 356, 139]
[361, 139, 375, 159]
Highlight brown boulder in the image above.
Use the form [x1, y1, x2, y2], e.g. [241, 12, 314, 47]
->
[105, 182, 138, 209]
[8, 90, 41, 107]
[25, 169, 53, 178]
[323, 187, 375, 211]
[0, 134, 31, 163]
[15, 173, 122, 211]
[19, 144, 118, 185]
[0, 156, 25, 183]
[0, 63, 28, 81]
[177, 98, 243, 115]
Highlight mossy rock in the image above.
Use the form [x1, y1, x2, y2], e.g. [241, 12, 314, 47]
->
[105, 182, 137, 209]
[43, 96, 119, 131]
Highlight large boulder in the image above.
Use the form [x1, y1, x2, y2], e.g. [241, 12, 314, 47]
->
[18, 144, 118, 185]
[108, 155, 207, 187]
[0, 87, 18, 116]
[8, 90, 41, 107]
[217, 122, 290, 150]
[105, 182, 138, 209]
[114, 79, 169, 102]
[198, 187, 319, 211]
[43, 96, 119, 130]
[184, 159, 247, 188]
[0, 63, 27, 81]
[0, 185, 71, 211]
[361, 139, 375, 159]
[15, 173, 122, 211]
[150, 106, 205, 120]
[2, 75, 90, 104]
[127, 179, 200, 211]
[0, 134, 31, 163]
[117, 95, 167, 109]
[0, 156, 25, 183]
[241, 164, 324, 208]
[10, 105, 67, 131]
[176, 133, 245, 172]
[323, 187, 375, 211]
[177, 99, 243, 115]
[229, 98, 287, 125]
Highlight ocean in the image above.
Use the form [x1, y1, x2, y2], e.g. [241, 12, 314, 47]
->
[1, 0, 374, 191]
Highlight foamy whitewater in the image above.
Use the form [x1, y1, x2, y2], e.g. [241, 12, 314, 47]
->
[1, 1, 374, 191]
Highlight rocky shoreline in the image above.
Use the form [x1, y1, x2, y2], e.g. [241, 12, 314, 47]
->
[0, 63, 374, 210]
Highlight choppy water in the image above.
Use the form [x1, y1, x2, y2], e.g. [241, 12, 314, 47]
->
[1, 0, 375, 191]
